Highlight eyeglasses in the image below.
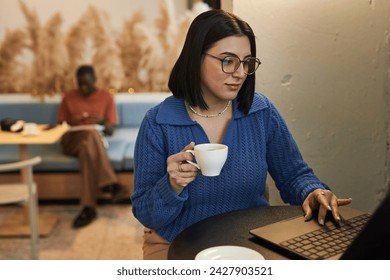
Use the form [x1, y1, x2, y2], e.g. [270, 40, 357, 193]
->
[204, 53, 261, 75]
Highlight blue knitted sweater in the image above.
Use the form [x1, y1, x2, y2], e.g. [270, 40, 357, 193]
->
[131, 93, 329, 242]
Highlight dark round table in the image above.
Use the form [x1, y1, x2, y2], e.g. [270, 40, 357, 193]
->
[168, 205, 303, 260]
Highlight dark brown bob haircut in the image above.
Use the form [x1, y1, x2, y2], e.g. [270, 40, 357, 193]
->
[168, 9, 257, 114]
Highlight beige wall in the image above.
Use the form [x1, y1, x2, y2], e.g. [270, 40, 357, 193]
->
[227, 0, 390, 212]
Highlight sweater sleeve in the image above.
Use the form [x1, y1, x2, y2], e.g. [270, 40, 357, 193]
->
[265, 100, 330, 205]
[131, 109, 189, 230]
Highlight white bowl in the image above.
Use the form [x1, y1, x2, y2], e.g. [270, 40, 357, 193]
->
[195, 245, 265, 260]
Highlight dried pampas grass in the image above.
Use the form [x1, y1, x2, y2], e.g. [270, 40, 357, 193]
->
[31, 13, 69, 97]
[117, 11, 146, 92]
[133, 23, 166, 92]
[65, 8, 95, 89]
[0, 0, 211, 96]
[0, 29, 27, 93]
[87, 6, 124, 93]
[18, 0, 40, 53]
[153, 1, 210, 92]
[155, 0, 177, 54]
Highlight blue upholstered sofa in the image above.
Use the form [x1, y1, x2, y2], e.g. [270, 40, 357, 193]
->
[0, 93, 170, 199]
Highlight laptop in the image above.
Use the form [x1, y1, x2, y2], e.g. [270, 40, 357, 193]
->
[250, 191, 390, 260]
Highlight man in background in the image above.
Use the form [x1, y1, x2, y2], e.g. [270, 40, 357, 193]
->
[58, 65, 125, 228]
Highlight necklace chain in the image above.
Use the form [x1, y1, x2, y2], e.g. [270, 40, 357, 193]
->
[188, 100, 232, 118]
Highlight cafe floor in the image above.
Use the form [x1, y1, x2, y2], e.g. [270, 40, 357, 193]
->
[0, 201, 144, 260]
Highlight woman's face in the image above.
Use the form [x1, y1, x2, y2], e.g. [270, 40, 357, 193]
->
[200, 35, 251, 104]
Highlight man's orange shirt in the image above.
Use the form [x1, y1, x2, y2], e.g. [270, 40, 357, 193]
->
[58, 89, 118, 126]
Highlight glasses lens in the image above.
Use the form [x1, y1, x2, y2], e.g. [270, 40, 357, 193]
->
[222, 56, 240, 74]
[221, 56, 261, 75]
[244, 58, 260, 75]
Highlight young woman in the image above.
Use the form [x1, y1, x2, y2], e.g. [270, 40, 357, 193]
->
[131, 9, 352, 259]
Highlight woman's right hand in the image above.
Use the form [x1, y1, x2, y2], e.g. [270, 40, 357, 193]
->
[167, 142, 199, 193]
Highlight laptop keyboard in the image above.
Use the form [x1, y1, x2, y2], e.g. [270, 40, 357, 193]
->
[279, 213, 370, 260]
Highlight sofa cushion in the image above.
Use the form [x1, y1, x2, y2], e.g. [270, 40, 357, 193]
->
[29, 143, 80, 171]
[0, 143, 79, 171]
[107, 127, 139, 143]
[0, 103, 59, 125]
[119, 102, 156, 128]
[29, 136, 131, 172]
[107, 128, 139, 170]
[0, 145, 20, 164]
[115, 128, 140, 170]
[106, 141, 130, 171]
[0, 141, 130, 172]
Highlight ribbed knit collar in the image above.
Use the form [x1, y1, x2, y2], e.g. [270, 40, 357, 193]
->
[156, 92, 269, 125]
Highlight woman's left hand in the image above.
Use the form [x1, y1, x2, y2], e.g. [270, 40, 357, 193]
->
[302, 189, 352, 225]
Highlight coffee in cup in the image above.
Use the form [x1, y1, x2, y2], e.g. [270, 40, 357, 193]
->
[186, 143, 228, 176]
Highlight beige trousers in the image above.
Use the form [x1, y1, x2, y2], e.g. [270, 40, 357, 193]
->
[61, 130, 117, 207]
[143, 228, 170, 260]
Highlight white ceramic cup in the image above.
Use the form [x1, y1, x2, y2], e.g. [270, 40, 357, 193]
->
[185, 143, 228, 177]
[23, 122, 39, 135]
